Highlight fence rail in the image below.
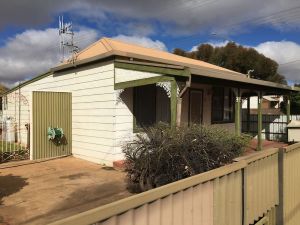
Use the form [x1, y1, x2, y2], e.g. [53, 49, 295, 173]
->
[51, 146, 300, 225]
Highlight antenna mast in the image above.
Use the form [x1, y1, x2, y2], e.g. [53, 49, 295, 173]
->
[59, 16, 79, 63]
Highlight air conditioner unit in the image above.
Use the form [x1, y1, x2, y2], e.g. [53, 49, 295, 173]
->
[287, 120, 300, 142]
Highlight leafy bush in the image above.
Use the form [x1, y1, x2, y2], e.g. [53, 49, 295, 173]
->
[123, 123, 250, 192]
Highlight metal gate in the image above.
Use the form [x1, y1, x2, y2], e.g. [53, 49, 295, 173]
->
[32, 91, 72, 160]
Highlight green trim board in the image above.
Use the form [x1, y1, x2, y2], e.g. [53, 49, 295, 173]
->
[192, 75, 296, 95]
[115, 61, 190, 77]
[170, 80, 177, 128]
[114, 76, 176, 90]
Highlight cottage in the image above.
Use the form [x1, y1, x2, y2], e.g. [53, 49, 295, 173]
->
[2, 38, 298, 166]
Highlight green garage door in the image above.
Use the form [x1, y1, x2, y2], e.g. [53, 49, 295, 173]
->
[32, 91, 72, 160]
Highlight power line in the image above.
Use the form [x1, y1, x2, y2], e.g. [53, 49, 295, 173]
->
[168, 4, 300, 45]
[279, 59, 300, 66]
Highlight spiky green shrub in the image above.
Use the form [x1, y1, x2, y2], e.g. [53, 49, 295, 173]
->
[123, 123, 250, 192]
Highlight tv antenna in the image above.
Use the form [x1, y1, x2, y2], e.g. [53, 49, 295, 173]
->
[59, 16, 79, 63]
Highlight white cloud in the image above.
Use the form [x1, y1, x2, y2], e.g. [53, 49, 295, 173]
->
[0, 27, 99, 86]
[113, 35, 167, 51]
[190, 40, 229, 51]
[2, 0, 300, 35]
[255, 41, 300, 82]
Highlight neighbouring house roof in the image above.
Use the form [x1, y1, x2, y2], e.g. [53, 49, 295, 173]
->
[263, 96, 280, 102]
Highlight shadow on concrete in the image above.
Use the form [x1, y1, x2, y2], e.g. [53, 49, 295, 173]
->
[59, 172, 89, 180]
[24, 181, 131, 224]
[0, 174, 28, 205]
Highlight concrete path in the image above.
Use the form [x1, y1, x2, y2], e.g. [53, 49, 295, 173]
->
[0, 157, 131, 225]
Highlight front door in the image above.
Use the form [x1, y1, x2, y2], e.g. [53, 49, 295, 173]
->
[189, 89, 203, 125]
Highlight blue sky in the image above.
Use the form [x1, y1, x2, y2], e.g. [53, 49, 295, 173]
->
[0, 0, 300, 86]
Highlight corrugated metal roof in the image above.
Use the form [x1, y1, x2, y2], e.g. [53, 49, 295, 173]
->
[4, 37, 299, 95]
[50, 37, 299, 93]
[55, 37, 240, 75]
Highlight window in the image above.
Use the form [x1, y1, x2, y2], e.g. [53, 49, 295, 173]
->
[134, 84, 170, 129]
[212, 87, 235, 123]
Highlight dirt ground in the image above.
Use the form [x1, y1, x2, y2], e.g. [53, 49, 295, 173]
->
[0, 157, 132, 225]
[244, 139, 288, 155]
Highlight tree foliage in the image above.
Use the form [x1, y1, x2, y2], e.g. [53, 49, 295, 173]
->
[173, 42, 286, 84]
[281, 84, 300, 115]
[0, 83, 8, 95]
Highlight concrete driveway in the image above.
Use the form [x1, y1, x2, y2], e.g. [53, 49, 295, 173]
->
[0, 157, 131, 225]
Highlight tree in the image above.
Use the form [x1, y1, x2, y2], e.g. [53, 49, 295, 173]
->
[281, 84, 300, 115]
[173, 42, 286, 84]
[0, 84, 8, 94]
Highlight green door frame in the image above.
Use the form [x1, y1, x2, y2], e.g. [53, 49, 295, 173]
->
[235, 88, 241, 136]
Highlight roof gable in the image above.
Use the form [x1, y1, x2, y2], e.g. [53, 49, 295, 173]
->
[69, 37, 241, 76]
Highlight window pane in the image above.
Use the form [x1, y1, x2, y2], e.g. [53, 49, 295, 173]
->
[212, 87, 224, 122]
[156, 86, 170, 124]
[224, 87, 231, 120]
[134, 85, 156, 127]
[212, 87, 234, 123]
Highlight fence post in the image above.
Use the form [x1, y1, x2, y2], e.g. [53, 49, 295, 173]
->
[277, 147, 284, 225]
[247, 96, 250, 133]
[242, 166, 248, 225]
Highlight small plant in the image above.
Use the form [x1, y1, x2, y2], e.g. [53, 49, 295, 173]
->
[47, 127, 67, 146]
[123, 123, 250, 192]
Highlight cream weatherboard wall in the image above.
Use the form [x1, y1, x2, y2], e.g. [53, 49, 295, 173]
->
[3, 62, 123, 165]
[115, 68, 163, 83]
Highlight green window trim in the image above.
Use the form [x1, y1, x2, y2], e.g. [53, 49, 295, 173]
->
[114, 76, 176, 90]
